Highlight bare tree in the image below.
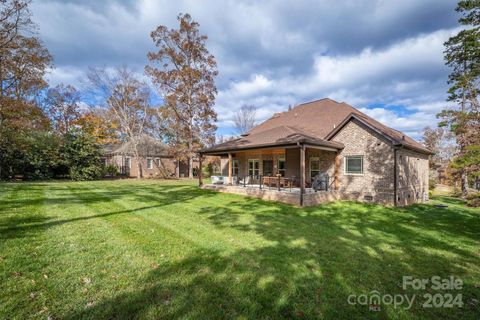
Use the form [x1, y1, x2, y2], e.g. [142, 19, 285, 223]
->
[87, 66, 152, 178]
[234, 104, 257, 135]
[44, 84, 81, 135]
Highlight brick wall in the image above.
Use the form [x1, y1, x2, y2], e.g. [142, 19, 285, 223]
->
[331, 119, 429, 206]
[106, 155, 178, 178]
[396, 149, 429, 205]
[332, 119, 396, 205]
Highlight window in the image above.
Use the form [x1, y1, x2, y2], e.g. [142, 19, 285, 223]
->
[233, 159, 239, 176]
[147, 158, 153, 170]
[345, 156, 363, 175]
[101, 157, 108, 166]
[125, 157, 131, 169]
[278, 158, 286, 177]
[248, 159, 259, 176]
[310, 157, 320, 178]
[156, 158, 161, 166]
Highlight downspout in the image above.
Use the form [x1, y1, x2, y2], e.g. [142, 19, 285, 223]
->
[393, 148, 397, 207]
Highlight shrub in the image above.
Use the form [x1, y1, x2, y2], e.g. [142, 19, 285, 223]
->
[22, 132, 63, 180]
[63, 130, 103, 181]
[102, 164, 120, 177]
[466, 192, 480, 207]
[429, 178, 437, 191]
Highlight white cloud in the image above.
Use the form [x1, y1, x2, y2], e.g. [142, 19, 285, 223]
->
[215, 28, 457, 138]
[31, 0, 459, 140]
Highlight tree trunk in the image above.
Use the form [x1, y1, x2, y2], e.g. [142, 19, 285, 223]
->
[461, 169, 468, 198]
[175, 159, 180, 178]
[188, 156, 193, 179]
[188, 135, 193, 178]
[136, 158, 143, 179]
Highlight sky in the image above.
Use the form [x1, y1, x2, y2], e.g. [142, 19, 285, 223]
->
[30, 0, 460, 140]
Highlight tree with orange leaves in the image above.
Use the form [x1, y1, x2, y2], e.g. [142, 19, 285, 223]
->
[146, 13, 218, 178]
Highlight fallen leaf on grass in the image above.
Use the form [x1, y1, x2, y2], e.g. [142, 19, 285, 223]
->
[43, 274, 48, 279]
[82, 277, 92, 285]
[29, 292, 36, 300]
[150, 263, 159, 270]
[39, 306, 49, 314]
[85, 301, 95, 309]
[12, 271, 22, 278]
[31, 279, 36, 286]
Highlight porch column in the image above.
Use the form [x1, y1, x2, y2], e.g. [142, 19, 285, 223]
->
[228, 152, 233, 185]
[334, 151, 341, 190]
[198, 153, 203, 187]
[300, 144, 305, 206]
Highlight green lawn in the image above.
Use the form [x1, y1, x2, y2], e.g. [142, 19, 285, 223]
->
[1, 180, 479, 319]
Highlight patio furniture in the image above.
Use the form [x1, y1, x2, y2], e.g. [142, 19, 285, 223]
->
[312, 173, 329, 191]
[239, 176, 252, 186]
[211, 176, 225, 185]
[262, 176, 294, 190]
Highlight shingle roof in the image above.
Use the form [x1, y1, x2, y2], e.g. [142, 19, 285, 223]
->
[201, 125, 344, 153]
[103, 135, 171, 157]
[202, 98, 432, 154]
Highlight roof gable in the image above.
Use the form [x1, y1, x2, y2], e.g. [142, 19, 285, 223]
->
[203, 98, 432, 155]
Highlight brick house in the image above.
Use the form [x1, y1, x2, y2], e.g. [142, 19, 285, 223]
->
[199, 98, 432, 206]
[103, 135, 196, 178]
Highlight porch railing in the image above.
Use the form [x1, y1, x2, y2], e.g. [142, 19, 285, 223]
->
[233, 174, 331, 192]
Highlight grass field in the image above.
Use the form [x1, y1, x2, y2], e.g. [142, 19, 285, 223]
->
[0, 179, 479, 319]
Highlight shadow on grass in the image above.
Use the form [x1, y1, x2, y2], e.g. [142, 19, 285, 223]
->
[66, 196, 480, 319]
[0, 182, 217, 241]
[432, 196, 467, 206]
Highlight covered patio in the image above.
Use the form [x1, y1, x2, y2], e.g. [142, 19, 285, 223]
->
[198, 128, 345, 206]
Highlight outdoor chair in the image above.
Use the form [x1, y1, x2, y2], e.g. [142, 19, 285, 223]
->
[312, 173, 329, 191]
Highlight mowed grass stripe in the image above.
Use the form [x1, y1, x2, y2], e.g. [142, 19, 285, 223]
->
[29, 182, 178, 319]
[0, 183, 54, 317]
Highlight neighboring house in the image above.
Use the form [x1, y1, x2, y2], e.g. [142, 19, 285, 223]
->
[199, 98, 433, 206]
[103, 135, 196, 178]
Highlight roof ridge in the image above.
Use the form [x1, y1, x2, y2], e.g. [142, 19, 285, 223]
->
[294, 97, 340, 109]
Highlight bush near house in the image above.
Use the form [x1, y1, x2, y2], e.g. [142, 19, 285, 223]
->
[466, 192, 480, 207]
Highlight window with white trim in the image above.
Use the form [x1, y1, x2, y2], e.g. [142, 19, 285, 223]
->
[278, 158, 286, 177]
[156, 158, 161, 166]
[233, 159, 239, 176]
[248, 159, 259, 176]
[310, 157, 320, 178]
[125, 157, 131, 169]
[345, 156, 363, 175]
[147, 158, 153, 170]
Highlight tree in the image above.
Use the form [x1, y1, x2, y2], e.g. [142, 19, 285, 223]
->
[44, 84, 81, 135]
[234, 104, 257, 135]
[75, 108, 119, 144]
[422, 126, 457, 168]
[438, 0, 480, 197]
[146, 13, 218, 178]
[0, 0, 52, 179]
[87, 66, 152, 179]
[62, 129, 103, 181]
[22, 131, 62, 180]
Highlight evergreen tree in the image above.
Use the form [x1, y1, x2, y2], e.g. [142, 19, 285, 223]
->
[438, 0, 480, 196]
